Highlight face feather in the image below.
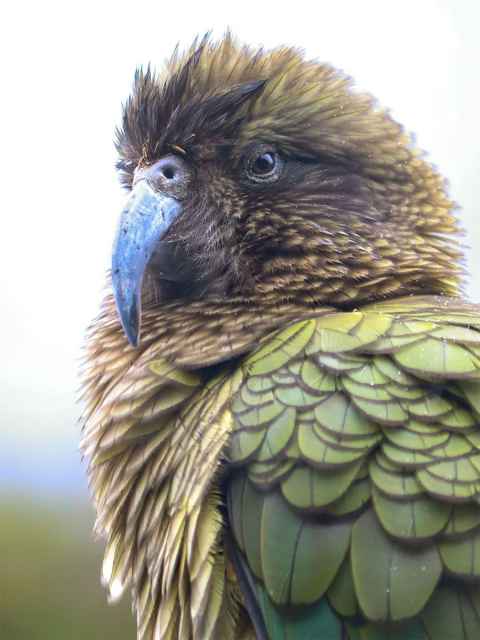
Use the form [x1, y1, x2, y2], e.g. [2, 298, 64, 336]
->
[114, 34, 463, 329]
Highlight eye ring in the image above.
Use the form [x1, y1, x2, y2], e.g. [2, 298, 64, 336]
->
[245, 147, 284, 184]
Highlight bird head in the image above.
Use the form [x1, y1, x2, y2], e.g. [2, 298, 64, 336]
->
[112, 34, 462, 347]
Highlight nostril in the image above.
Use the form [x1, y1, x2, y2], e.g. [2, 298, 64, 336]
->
[162, 165, 176, 180]
[145, 155, 189, 188]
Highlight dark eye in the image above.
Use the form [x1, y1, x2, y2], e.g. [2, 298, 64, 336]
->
[245, 148, 284, 183]
[253, 152, 276, 174]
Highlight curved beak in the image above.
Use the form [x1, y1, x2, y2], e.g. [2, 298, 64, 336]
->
[111, 181, 182, 347]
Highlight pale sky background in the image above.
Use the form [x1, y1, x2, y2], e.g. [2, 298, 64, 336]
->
[1, 0, 479, 495]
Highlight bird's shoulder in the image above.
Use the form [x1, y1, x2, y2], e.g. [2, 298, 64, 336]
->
[225, 295, 480, 638]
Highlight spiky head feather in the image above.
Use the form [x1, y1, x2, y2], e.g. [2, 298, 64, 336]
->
[115, 34, 463, 310]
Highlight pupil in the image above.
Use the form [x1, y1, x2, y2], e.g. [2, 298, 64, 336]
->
[255, 152, 275, 173]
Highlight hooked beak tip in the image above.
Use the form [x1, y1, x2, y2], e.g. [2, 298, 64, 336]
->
[121, 301, 140, 348]
[112, 278, 141, 348]
[124, 321, 140, 348]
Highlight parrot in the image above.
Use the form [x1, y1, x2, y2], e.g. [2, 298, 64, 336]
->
[80, 34, 480, 640]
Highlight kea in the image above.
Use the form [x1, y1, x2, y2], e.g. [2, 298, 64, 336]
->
[81, 35, 480, 639]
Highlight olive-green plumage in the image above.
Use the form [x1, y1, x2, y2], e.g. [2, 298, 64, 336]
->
[227, 300, 480, 639]
[81, 34, 480, 640]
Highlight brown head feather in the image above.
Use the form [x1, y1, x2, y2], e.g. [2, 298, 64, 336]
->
[115, 33, 463, 311]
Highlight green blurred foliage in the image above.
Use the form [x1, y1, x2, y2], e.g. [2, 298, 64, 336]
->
[0, 495, 136, 639]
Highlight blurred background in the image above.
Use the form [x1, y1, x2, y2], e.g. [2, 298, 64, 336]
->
[1, 0, 479, 637]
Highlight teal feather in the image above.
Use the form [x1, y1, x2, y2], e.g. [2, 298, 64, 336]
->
[346, 619, 427, 640]
[255, 580, 342, 640]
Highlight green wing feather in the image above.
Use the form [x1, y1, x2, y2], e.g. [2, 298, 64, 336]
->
[226, 296, 480, 639]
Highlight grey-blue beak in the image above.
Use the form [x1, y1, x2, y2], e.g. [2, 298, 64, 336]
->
[112, 181, 182, 347]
